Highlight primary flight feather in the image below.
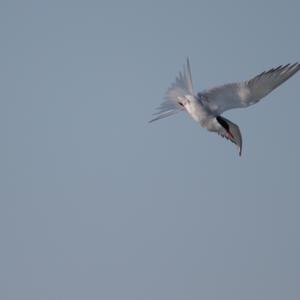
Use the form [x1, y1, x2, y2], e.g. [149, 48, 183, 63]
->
[150, 59, 300, 156]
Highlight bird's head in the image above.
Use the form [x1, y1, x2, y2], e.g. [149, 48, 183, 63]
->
[216, 116, 243, 156]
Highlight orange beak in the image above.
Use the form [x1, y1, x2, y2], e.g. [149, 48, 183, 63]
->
[227, 130, 234, 140]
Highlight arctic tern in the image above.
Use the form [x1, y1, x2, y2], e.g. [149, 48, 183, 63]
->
[150, 59, 300, 155]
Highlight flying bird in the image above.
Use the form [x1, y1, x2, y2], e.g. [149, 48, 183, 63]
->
[150, 59, 300, 155]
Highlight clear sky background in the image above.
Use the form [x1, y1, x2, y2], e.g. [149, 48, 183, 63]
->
[1, 0, 300, 299]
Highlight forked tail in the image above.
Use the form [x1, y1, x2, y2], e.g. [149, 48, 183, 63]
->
[149, 58, 194, 123]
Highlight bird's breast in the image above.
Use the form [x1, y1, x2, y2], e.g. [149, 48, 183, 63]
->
[184, 98, 211, 127]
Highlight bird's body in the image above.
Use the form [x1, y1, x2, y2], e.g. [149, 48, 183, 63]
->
[150, 59, 300, 155]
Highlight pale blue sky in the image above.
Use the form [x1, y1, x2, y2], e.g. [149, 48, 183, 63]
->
[1, 0, 300, 299]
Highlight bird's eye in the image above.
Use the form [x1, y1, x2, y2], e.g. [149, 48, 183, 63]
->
[216, 116, 229, 131]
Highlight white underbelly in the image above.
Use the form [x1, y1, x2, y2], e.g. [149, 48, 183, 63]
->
[184, 98, 210, 127]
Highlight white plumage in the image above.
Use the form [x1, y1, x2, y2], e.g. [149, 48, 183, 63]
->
[150, 59, 300, 156]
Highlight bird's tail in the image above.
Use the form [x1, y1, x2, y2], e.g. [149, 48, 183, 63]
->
[149, 58, 194, 123]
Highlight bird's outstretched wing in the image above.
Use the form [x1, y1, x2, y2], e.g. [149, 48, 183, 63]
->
[202, 63, 300, 114]
[149, 58, 193, 123]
